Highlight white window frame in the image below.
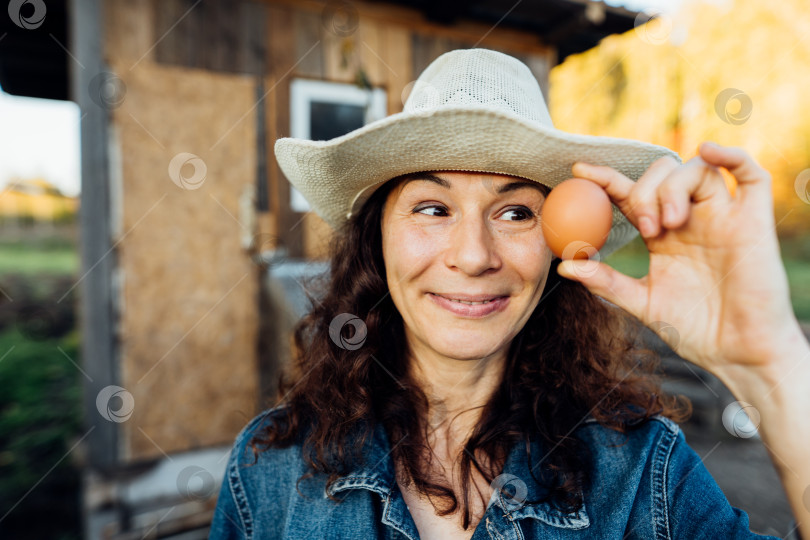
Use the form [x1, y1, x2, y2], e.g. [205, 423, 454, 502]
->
[289, 79, 387, 212]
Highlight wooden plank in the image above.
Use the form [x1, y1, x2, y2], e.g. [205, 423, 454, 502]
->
[205, 0, 229, 73]
[293, 8, 325, 78]
[155, 0, 270, 76]
[266, 73, 279, 219]
[180, 0, 202, 69]
[323, 33, 356, 83]
[153, 0, 181, 66]
[303, 213, 332, 259]
[198, 0, 217, 71]
[104, 0, 154, 65]
[264, 0, 549, 55]
[267, 3, 304, 256]
[381, 23, 411, 114]
[411, 32, 449, 81]
[255, 80, 269, 212]
[241, 0, 268, 76]
[357, 15, 383, 87]
[524, 50, 555, 104]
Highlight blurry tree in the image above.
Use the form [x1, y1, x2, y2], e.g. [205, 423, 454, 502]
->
[550, 0, 810, 239]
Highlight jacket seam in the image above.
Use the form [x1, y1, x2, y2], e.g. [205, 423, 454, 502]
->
[578, 414, 678, 433]
[226, 407, 286, 540]
[650, 421, 678, 540]
[508, 513, 525, 540]
[382, 492, 418, 540]
[228, 453, 254, 539]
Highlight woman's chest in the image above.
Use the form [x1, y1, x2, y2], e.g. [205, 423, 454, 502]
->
[395, 467, 494, 540]
[399, 485, 476, 540]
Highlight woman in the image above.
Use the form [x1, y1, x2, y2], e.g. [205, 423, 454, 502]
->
[209, 49, 809, 539]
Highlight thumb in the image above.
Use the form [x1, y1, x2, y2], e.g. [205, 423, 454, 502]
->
[557, 259, 644, 317]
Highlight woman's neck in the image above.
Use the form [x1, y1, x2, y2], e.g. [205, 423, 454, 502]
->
[407, 344, 508, 457]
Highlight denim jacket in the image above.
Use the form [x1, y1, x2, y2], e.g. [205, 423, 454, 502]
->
[209, 406, 786, 539]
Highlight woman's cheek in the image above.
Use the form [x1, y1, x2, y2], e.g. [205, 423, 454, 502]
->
[400, 221, 449, 259]
[504, 234, 553, 274]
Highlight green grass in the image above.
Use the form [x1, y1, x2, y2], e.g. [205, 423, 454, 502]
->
[605, 239, 650, 279]
[0, 240, 78, 276]
[0, 327, 83, 539]
[605, 235, 810, 323]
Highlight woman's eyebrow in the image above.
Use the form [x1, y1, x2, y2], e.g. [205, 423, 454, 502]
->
[401, 173, 450, 189]
[495, 181, 546, 194]
[401, 173, 544, 195]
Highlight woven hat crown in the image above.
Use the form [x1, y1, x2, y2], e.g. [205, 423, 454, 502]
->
[403, 49, 554, 127]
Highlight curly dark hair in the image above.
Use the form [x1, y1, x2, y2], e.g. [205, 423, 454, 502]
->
[249, 173, 691, 530]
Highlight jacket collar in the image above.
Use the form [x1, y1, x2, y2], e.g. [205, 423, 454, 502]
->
[326, 420, 590, 530]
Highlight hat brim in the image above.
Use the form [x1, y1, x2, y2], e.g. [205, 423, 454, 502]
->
[274, 106, 681, 259]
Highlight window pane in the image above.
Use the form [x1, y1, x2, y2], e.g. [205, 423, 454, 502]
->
[309, 101, 365, 141]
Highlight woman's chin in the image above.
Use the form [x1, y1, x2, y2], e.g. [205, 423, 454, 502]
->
[429, 335, 510, 362]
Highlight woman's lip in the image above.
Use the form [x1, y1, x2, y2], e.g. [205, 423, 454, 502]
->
[428, 292, 510, 318]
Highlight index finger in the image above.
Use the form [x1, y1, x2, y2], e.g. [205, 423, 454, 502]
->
[571, 156, 679, 218]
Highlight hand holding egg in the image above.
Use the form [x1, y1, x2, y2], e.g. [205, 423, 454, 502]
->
[553, 145, 800, 379]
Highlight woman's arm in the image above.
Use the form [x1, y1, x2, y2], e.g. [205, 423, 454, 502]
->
[714, 326, 810, 540]
[556, 142, 810, 538]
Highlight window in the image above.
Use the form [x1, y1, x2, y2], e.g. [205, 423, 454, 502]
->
[289, 79, 387, 212]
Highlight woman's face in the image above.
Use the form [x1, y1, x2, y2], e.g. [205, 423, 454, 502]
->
[381, 171, 553, 363]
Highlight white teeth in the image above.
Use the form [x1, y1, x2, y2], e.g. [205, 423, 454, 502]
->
[447, 298, 492, 305]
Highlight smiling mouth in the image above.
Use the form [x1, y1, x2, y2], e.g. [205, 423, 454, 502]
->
[428, 292, 510, 318]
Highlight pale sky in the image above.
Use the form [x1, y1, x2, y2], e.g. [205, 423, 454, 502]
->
[0, 0, 683, 198]
[0, 87, 81, 197]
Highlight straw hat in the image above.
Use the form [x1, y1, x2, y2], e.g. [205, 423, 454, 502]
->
[274, 48, 681, 258]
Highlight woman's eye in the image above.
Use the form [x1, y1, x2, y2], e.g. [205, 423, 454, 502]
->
[414, 205, 448, 217]
[500, 207, 534, 221]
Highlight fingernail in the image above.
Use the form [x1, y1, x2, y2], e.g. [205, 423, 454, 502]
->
[638, 216, 655, 237]
[557, 261, 577, 279]
[573, 162, 592, 173]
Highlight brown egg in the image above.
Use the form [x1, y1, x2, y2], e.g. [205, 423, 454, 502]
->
[541, 178, 614, 260]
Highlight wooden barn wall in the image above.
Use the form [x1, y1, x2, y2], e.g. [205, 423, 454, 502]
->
[149, 0, 555, 260]
[103, 0, 260, 462]
[98, 0, 555, 462]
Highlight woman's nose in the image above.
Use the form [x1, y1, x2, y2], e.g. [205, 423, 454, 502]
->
[443, 213, 501, 276]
